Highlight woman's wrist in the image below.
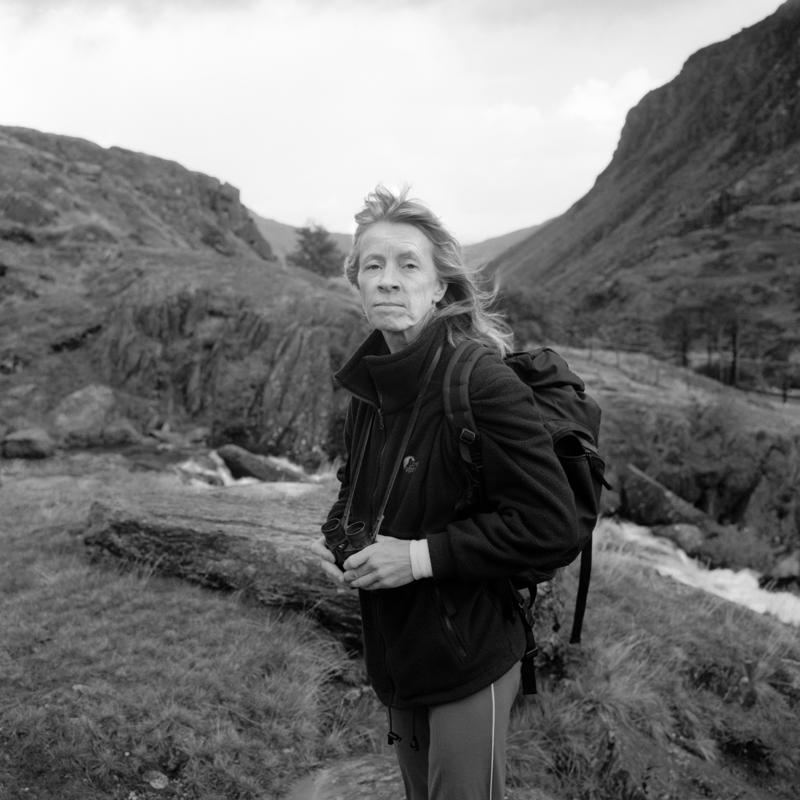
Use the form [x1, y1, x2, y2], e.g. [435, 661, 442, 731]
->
[409, 539, 433, 580]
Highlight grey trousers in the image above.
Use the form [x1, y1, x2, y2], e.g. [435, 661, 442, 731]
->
[388, 662, 521, 800]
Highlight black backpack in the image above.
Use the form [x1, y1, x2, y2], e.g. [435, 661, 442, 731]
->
[442, 341, 609, 694]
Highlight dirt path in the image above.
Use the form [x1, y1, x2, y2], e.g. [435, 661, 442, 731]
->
[283, 754, 402, 800]
[282, 752, 556, 800]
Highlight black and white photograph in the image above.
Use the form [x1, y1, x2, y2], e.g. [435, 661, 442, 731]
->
[1, 1, 798, 798]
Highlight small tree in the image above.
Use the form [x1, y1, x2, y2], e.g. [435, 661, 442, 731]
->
[659, 303, 704, 368]
[287, 224, 345, 278]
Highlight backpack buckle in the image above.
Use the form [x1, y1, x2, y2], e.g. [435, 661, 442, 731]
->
[458, 428, 477, 445]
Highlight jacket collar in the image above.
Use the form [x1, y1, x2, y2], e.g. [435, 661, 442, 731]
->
[335, 319, 447, 412]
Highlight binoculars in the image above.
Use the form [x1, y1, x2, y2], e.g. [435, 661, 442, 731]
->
[321, 518, 373, 570]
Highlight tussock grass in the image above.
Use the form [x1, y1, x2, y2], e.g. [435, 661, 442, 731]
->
[0, 465, 385, 800]
[504, 531, 800, 799]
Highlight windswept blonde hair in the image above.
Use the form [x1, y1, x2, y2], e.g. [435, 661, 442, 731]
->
[344, 185, 513, 356]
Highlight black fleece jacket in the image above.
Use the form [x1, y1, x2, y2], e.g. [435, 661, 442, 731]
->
[328, 319, 578, 708]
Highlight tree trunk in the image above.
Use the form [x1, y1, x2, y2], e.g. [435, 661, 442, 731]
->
[729, 320, 740, 387]
[83, 482, 364, 651]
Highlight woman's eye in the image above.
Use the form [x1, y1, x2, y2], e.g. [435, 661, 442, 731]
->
[364, 262, 380, 270]
[404, 262, 418, 269]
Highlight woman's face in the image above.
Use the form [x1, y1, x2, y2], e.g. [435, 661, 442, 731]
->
[357, 221, 446, 352]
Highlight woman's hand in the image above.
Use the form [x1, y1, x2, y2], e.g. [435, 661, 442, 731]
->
[310, 536, 346, 586]
[343, 534, 414, 590]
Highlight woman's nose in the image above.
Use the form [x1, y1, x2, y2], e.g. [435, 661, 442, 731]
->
[377, 262, 400, 289]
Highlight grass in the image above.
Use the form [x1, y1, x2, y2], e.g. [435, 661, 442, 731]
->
[0, 462, 386, 799]
[2, 456, 799, 799]
[504, 529, 800, 799]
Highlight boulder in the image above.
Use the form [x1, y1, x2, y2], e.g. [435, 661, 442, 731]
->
[761, 550, 800, 590]
[216, 443, 307, 482]
[52, 384, 118, 447]
[772, 550, 800, 580]
[100, 418, 143, 447]
[1, 427, 56, 458]
[620, 464, 708, 527]
[650, 523, 707, 557]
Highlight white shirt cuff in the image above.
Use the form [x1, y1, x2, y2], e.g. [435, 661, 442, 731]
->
[409, 539, 433, 580]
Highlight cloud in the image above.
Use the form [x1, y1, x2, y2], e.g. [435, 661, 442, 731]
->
[1, 0, 257, 27]
[1, 0, 255, 9]
[558, 68, 654, 133]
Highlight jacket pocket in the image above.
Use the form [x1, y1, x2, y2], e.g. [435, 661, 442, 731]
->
[435, 585, 469, 663]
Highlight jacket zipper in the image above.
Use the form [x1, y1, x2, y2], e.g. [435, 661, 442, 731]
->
[369, 398, 388, 532]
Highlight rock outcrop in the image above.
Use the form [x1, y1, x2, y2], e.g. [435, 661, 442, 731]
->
[97, 283, 363, 465]
[51, 384, 122, 447]
[0, 126, 367, 464]
[620, 464, 708, 527]
[610, 411, 800, 559]
[1, 427, 56, 458]
[215, 443, 309, 482]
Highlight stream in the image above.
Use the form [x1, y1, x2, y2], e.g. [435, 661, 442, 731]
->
[596, 517, 800, 627]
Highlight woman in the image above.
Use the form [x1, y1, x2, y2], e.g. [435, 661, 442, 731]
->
[311, 186, 577, 800]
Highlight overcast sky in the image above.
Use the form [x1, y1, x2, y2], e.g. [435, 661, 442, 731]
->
[0, 0, 784, 243]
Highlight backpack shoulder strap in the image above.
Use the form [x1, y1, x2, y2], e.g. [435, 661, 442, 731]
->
[442, 340, 487, 468]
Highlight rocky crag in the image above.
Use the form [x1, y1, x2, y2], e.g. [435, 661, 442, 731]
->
[0, 126, 366, 465]
[491, 0, 800, 376]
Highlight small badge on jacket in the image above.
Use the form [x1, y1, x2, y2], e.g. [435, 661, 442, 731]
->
[402, 455, 418, 474]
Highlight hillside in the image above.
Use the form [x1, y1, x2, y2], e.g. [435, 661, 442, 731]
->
[463, 222, 544, 269]
[489, 0, 800, 380]
[0, 126, 366, 466]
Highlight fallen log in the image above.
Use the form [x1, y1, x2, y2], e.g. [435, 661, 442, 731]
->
[83, 481, 364, 650]
[83, 478, 572, 672]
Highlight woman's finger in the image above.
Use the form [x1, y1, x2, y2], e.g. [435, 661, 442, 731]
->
[319, 559, 346, 585]
[347, 567, 378, 591]
[310, 536, 335, 563]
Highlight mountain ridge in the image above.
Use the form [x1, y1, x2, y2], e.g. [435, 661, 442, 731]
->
[489, 0, 800, 379]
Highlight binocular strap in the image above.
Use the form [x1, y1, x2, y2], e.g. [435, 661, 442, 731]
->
[371, 343, 443, 539]
[341, 405, 375, 530]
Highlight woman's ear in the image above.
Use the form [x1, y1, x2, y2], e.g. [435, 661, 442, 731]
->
[434, 280, 446, 303]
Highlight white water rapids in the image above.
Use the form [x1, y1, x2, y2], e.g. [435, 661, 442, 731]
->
[597, 518, 800, 627]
